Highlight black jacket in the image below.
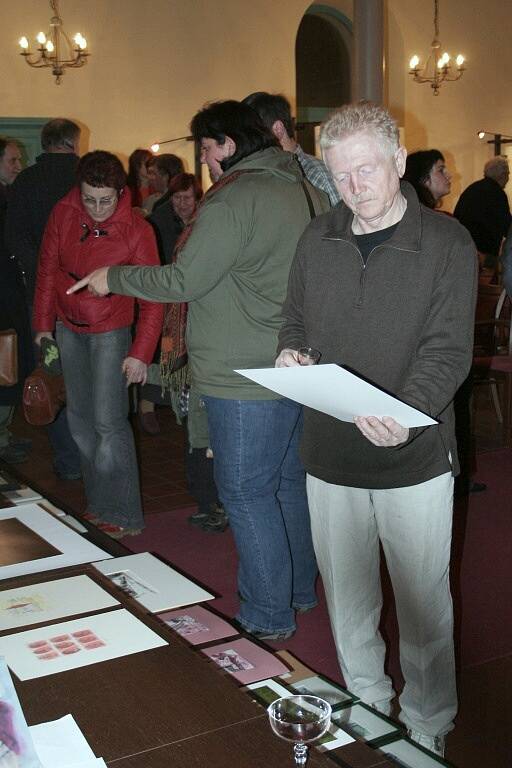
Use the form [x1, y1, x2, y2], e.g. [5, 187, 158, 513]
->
[5, 152, 79, 302]
[278, 182, 478, 489]
[0, 185, 34, 405]
[454, 176, 511, 257]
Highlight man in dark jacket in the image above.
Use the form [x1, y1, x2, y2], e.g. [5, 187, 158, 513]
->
[277, 102, 477, 757]
[454, 156, 511, 268]
[0, 138, 32, 464]
[6, 118, 82, 479]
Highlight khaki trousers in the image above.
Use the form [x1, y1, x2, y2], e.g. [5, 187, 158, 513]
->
[307, 471, 457, 737]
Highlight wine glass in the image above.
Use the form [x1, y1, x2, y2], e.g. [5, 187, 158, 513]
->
[268, 695, 332, 766]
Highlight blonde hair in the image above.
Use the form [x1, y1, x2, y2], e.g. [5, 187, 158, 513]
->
[320, 101, 400, 157]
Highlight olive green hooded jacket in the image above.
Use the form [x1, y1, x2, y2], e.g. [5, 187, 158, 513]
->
[108, 146, 328, 399]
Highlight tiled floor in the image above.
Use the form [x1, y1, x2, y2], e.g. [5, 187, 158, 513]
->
[5, 400, 512, 767]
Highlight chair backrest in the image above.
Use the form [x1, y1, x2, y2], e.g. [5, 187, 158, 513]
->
[474, 285, 511, 356]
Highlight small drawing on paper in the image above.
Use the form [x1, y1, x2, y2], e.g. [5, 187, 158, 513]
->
[108, 570, 157, 599]
[167, 615, 210, 637]
[0, 594, 47, 616]
[27, 629, 106, 661]
[210, 649, 255, 674]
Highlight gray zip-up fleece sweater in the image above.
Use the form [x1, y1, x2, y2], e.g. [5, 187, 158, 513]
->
[108, 147, 328, 398]
[278, 181, 478, 489]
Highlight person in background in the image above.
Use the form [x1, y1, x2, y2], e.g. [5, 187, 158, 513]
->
[142, 154, 185, 215]
[67, 100, 329, 638]
[277, 102, 477, 756]
[403, 149, 451, 209]
[0, 138, 33, 465]
[243, 91, 339, 206]
[5, 118, 82, 480]
[33, 151, 163, 538]
[150, 172, 224, 531]
[454, 155, 511, 270]
[127, 148, 153, 208]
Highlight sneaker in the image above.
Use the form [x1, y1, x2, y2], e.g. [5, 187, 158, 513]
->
[188, 509, 211, 527]
[407, 729, 445, 757]
[81, 510, 99, 523]
[0, 445, 28, 464]
[370, 698, 392, 716]
[201, 506, 229, 533]
[189, 504, 228, 532]
[247, 627, 295, 642]
[96, 522, 142, 539]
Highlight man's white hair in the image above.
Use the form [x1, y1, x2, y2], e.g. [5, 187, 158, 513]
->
[484, 155, 509, 182]
[320, 101, 400, 157]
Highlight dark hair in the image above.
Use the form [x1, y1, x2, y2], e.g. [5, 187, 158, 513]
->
[41, 119, 80, 151]
[190, 100, 275, 172]
[77, 150, 126, 192]
[0, 137, 19, 159]
[403, 150, 445, 209]
[147, 153, 184, 180]
[169, 172, 203, 201]
[127, 148, 152, 190]
[242, 92, 294, 139]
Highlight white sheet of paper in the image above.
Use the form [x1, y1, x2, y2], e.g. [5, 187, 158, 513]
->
[30, 714, 96, 767]
[0, 574, 119, 631]
[0, 608, 167, 680]
[0, 504, 112, 580]
[235, 365, 437, 428]
[93, 552, 214, 613]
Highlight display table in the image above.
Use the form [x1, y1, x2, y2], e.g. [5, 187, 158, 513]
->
[0, 472, 396, 767]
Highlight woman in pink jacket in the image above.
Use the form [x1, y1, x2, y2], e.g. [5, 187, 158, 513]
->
[33, 151, 163, 538]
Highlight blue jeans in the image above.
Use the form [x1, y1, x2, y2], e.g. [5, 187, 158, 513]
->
[203, 396, 318, 634]
[56, 324, 143, 529]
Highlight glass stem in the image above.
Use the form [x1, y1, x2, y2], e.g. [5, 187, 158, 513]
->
[293, 742, 309, 766]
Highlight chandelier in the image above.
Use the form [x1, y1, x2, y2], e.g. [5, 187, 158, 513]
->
[408, 0, 465, 95]
[18, 0, 89, 85]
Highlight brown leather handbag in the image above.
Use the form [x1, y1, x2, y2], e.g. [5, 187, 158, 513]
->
[0, 329, 18, 387]
[22, 367, 66, 425]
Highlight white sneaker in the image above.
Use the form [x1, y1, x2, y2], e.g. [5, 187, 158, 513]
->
[407, 729, 445, 757]
[370, 698, 392, 716]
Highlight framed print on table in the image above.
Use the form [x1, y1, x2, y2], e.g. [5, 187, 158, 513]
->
[379, 737, 455, 767]
[0, 504, 111, 580]
[289, 674, 358, 709]
[0, 575, 119, 632]
[202, 638, 289, 684]
[332, 702, 401, 745]
[93, 552, 213, 613]
[159, 604, 238, 645]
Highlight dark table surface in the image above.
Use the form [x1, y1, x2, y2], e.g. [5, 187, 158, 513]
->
[0, 472, 398, 767]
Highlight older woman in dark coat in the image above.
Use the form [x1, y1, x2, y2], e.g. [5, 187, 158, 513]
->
[0, 156, 33, 464]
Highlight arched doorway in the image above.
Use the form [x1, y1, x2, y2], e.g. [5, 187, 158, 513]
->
[295, 4, 352, 155]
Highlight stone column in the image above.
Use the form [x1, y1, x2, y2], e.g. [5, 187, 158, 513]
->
[352, 0, 384, 103]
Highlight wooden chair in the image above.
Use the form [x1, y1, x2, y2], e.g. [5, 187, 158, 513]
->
[472, 286, 512, 443]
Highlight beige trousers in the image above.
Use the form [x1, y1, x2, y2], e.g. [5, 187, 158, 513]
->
[307, 471, 457, 737]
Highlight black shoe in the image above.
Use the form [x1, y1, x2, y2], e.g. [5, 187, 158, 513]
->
[0, 445, 28, 464]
